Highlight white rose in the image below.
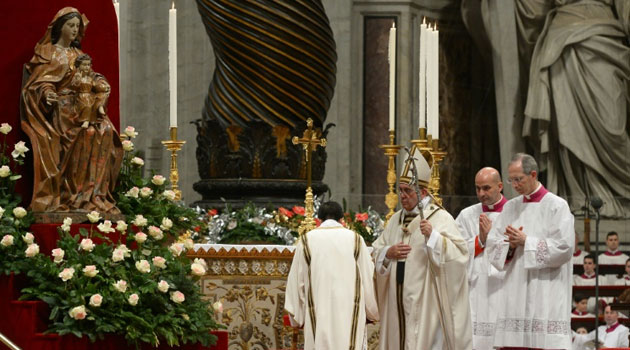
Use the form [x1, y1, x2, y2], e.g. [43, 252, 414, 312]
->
[116, 221, 128, 233]
[117, 244, 131, 257]
[25, 244, 39, 257]
[13, 207, 27, 219]
[1, 235, 14, 247]
[0, 206, 4, 219]
[79, 238, 95, 252]
[0, 123, 12, 135]
[152, 256, 167, 269]
[86, 211, 101, 223]
[193, 258, 208, 270]
[190, 262, 206, 276]
[131, 157, 144, 166]
[0, 165, 10, 178]
[169, 243, 184, 257]
[160, 217, 173, 231]
[151, 175, 166, 186]
[125, 187, 140, 198]
[183, 238, 194, 250]
[59, 267, 75, 282]
[83, 265, 99, 277]
[132, 215, 148, 227]
[113, 280, 128, 293]
[52, 248, 65, 263]
[134, 232, 147, 244]
[139, 187, 153, 198]
[11, 141, 29, 159]
[170, 291, 185, 304]
[89, 294, 103, 307]
[111, 249, 124, 262]
[61, 217, 72, 233]
[69, 306, 87, 320]
[22, 232, 34, 244]
[135, 260, 151, 273]
[97, 220, 115, 233]
[162, 190, 176, 201]
[128, 293, 139, 306]
[122, 140, 134, 152]
[124, 126, 138, 138]
[157, 280, 170, 293]
[147, 226, 163, 240]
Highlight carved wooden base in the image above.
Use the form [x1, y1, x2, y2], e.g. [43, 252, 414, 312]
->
[192, 179, 328, 209]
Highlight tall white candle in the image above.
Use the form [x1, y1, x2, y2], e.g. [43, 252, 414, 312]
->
[419, 18, 427, 129]
[113, 0, 120, 28]
[432, 25, 439, 139]
[388, 23, 396, 131]
[169, 2, 178, 128]
[426, 24, 435, 137]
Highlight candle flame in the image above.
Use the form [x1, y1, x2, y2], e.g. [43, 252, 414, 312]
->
[171, 1, 175, 10]
[392, 22, 396, 29]
[422, 17, 426, 25]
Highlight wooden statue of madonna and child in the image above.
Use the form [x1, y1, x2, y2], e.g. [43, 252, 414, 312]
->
[20, 7, 124, 223]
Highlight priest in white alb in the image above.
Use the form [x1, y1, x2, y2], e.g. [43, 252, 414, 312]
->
[486, 153, 574, 349]
[455, 167, 507, 350]
[372, 146, 472, 350]
[285, 201, 379, 350]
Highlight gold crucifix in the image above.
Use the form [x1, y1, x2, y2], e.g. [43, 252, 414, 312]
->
[292, 118, 326, 235]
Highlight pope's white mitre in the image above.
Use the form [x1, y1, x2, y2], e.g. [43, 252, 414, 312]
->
[399, 145, 432, 187]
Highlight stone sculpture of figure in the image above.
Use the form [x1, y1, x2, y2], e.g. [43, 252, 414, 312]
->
[523, 0, 630, 217]
[21, 7, 123, 214]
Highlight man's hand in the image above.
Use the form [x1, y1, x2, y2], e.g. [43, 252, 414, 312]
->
[386, 242, 412, 260]
[478, 213, 492, 245]
[506, 225, 526, 247]
[420, 219, 432, 238]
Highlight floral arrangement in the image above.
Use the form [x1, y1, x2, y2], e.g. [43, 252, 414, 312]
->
[0, 122, 35, 275]
[18, 214, 219, 347]
[115, 126, 206, 239]
[202, 199, 384, 245]
[0, 124, 221, 347]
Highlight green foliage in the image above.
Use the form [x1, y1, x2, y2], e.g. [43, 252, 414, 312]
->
[1, 125, 221, 347]
[204, 202, 384, 244]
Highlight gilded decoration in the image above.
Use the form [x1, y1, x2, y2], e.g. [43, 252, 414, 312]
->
[193, 244, 380, 349]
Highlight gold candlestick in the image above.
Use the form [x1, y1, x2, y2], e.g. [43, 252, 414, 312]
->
[428, 139, 447, 206]
[162, 126, 186, 201]
[409, 128, 447, 206]
[379, 130, 402, 224]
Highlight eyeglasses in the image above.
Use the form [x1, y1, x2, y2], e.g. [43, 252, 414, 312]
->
[506, 175, 528, 184]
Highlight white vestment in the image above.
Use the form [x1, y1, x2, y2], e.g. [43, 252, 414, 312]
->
[615, 275, 630, 286]
[285, 220, 379, 350]
[455, 201, 505, 350]
[574, 322, 630, 348]
[598, 251, 629, 265]
[486, 185, 574, 349]
[372, 200, 472, 350]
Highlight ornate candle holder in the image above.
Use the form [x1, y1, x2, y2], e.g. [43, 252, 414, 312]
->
[428, 139, 447, 206]
[410, 128, 447, 206]
[162, 127, 186, 201]
[379, 130, 402, 223]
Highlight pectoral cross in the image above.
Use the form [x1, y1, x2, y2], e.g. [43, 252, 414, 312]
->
[292, 118, 326, 235]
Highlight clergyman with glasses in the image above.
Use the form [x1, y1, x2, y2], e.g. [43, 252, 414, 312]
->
[486, 153, 575, 350]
